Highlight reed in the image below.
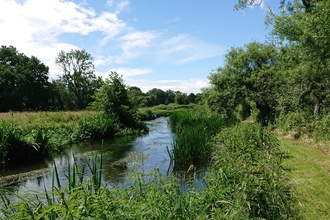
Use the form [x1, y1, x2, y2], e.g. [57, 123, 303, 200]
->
[168, 110, 227, 167]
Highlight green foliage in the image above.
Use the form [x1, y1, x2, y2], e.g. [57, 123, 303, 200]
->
[89, 72, 142, 129]
[211, 123, 295, 219]
[314, 114, 330, 143]
[72, 113, 119, 142]
[55, 49, 103, 110]
[204, 42, 281, 125]
[0, 111, 147, 168]
[136, 103, 198, 121]
[268, 0, 330, 116]
[277, 111, 312, 132]
[136, 109, 156, 121]
[0, 45, 51, 111]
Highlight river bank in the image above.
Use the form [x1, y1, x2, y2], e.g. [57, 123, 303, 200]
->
[0, 117, 174, 192]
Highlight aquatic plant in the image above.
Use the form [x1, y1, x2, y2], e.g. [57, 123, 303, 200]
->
[168, 110, 227, 167]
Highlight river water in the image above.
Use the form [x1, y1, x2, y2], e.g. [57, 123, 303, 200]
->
[0, 117, 177, 195]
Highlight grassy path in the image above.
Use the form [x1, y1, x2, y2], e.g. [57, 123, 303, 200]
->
[280, 138, 330, 219]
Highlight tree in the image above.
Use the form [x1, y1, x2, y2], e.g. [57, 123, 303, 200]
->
[268, 0, 330, 115]
[146, 88, 166, 106]
[164, 90, 176, 104]
[0, 45, 50, 111]
[175, 91, 188, 105]
[89, 72, 137, 127]
[187, 93, 196, 104]
[55, 49, 103, 110]
[128, 86, 145, 107]
[204, 42, 281, 125]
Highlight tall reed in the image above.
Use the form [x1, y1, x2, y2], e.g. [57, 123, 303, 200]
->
[168, 110, 227, 167]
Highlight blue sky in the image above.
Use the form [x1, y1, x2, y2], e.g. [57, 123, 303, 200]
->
[0, 0, 278, 94]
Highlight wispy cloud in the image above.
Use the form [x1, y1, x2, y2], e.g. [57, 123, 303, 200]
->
[106, 0, 129, 14]
[159, 33, 226, 64]
[163, 16, 182, 24]
[114, 31, 159, 63]
[110, 67, 153, 77]
[247, 0, 266, 9]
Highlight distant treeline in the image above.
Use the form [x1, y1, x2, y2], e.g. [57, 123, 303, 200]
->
[0, 45, 201, 112]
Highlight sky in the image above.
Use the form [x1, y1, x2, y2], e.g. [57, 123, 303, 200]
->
[0, 0, 279, 94]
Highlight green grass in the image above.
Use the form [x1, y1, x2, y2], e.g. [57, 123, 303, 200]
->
[280, 137, 330, 219]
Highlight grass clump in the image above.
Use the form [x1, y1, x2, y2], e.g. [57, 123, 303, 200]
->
[168, 110, 229, 167]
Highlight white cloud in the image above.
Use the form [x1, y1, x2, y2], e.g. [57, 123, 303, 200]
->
[159, 34, 226, 64]
[93, 55, 114, 66]
[0, 0, 127, 78]
[106, 0, 129, 14]
[115, 31, 159, 63]
[109, 67, 153, 77]
[247, 0, 266, 9]
[125, 78, 209, 94]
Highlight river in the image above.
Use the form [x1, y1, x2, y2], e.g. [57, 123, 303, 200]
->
[0, 117, 177, 195]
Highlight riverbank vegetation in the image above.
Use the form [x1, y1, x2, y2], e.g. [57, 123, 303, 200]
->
[168, 109, 230, 167]
[1, 0, 330, 218]
[0, 72, 148, 168]
[0, 111, 147, 169]
[1, 120, 295, 219]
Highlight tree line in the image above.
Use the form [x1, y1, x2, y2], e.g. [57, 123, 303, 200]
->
[0, 45, 200, 112]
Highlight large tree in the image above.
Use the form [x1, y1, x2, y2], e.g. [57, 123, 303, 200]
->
[204, 42, 281, 125]
[0, 45, 50, 111]
[55, 49, 103, 110]
[268, 0, 330, 115]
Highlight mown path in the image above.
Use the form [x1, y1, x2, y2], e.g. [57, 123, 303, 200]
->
[280, 137, 330, 219]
